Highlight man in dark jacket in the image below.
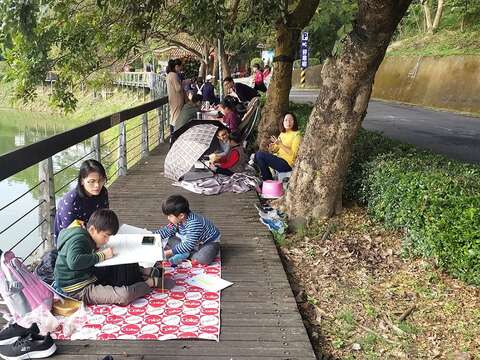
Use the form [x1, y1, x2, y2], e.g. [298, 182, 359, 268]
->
[223, 76, 259, 103]
[202, 74, 217, 104]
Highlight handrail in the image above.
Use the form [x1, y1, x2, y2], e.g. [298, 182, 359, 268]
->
[1, 81, 169, 262]
[0, 96, 168, 181]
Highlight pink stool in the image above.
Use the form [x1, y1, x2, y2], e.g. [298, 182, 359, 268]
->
[261, 180, 284, 199]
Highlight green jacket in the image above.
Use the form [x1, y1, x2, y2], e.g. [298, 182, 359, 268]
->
[176, 102, 200, 130]
[54, 226, 106, 293]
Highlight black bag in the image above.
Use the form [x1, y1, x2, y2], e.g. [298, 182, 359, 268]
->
[34, 249, 58, 285]
[94, 263, 143, 287]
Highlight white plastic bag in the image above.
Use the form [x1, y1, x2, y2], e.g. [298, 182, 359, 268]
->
[62, 304, 89, 338]
[18, 305, 60, 334]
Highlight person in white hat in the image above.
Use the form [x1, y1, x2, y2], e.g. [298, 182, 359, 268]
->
[202, 74, 217, 104]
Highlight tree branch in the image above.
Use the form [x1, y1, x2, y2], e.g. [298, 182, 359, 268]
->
[289, 0, 320, 29]
[229, 0, 242, 24]
[432, 0, 444, 31]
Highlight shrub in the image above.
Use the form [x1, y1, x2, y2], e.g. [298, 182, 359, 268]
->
[348, 130, 480, 285]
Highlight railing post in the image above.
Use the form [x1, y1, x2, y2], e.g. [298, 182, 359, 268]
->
[118, 122, 127, 176]
[158, 105, 164, 144]
[141, 113, 149, 158]
[92, 134, 101, 162]
[38, 157, 56, 250]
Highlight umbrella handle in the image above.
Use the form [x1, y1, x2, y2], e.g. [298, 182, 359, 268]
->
[199, 159, 217, 176]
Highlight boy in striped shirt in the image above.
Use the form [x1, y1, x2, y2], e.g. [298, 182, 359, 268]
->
[153, 195, 220, 265]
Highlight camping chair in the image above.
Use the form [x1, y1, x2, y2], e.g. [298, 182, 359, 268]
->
[240, 105, 261, 144]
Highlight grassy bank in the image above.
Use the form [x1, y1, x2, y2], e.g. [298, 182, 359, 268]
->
[387, 27, 480, 57]
[0, 80, 141, 126]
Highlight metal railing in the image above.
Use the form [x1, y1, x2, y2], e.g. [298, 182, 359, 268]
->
[0, 81, 171, 263]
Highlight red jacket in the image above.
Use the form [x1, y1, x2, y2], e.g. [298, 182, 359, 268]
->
[254, 70, 264, 85]
[218, 147, 240, 169]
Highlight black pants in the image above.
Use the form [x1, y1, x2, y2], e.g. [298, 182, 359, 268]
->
[94, 263, 143, 287]
[215, 167, 233, 176]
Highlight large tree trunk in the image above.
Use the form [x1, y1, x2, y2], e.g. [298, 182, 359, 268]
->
[257, 0, 320, 150]
[257, 22, 299, 150]
[285, 0, 413, 219]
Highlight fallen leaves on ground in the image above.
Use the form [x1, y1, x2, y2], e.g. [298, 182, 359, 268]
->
[278, 206, 480, 360]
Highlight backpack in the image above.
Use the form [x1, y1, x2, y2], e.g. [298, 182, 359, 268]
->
[34, 249, 58, 285]
[0, 250, 54, 320]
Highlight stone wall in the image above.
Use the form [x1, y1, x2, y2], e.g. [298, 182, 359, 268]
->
[292, 56, 480, 114]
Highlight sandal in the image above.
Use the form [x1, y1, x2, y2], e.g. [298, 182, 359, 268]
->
[143, 266, 163, 280]
[149, 274, 175, 290]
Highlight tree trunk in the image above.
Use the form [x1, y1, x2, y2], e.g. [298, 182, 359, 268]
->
[257, 22, 299, 150]
[213, 55, 219, 80]
[222, 54, 231, 78]
[422, 1, 433, 33]
[432, 0, 444, 32]
[285, 0, 413, 219]
[257, 0, 320, 150]
[198, 43, 210, 79]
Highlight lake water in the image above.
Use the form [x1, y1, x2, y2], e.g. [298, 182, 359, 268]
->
[0, 107, 92, 260]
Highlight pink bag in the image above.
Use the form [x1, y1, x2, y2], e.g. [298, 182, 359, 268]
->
[0, 251, 54, 321]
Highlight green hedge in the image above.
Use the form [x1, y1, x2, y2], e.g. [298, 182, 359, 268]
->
[348, 130, 480, 285]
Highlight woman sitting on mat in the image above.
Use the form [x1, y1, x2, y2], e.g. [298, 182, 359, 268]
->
[254, 112, 302, 181]
[54, 159, 109, 244]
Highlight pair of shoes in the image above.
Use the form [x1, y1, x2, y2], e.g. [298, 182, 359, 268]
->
[260, 217, 286, 234]
[254, 203, 273, 213]
[0, 323, 39, 345]
[0, 323, 56, 359]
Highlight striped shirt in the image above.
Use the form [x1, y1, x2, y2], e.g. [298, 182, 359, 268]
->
[153, 212, 220, 255]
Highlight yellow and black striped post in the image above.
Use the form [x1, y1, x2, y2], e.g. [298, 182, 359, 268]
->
[300, 68, 306, 88]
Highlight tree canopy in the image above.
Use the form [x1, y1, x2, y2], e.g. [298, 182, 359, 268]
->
[0, 0, 281, 111]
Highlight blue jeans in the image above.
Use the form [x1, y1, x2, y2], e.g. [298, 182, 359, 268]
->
[254, 151, 292, 180]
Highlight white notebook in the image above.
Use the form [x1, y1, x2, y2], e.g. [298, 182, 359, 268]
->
[95, 224, 165, 267]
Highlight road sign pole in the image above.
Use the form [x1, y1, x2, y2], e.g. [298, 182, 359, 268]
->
[300, 31, 309, 88]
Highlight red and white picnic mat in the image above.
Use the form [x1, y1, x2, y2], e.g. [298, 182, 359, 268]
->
[52, 257, 221, 341]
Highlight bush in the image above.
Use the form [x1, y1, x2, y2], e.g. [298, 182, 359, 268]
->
[289, 102, 312, 134]
[348, 130, 480, 285]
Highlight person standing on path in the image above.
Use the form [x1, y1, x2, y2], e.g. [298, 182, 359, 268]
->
[166, 59, 185, 136]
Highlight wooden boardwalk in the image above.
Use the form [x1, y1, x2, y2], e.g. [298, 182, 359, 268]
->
[51, 145, 316, 359]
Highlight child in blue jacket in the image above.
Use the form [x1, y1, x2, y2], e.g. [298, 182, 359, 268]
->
[153, 195, 220, 265]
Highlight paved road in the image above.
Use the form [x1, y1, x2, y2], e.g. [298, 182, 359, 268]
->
[290, 89, 480, 164]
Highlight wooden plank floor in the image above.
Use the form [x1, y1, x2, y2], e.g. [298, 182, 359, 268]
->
[53, 144, 316, 359]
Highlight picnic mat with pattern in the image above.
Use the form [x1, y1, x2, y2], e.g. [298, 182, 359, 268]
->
[52, 257, 221, 341]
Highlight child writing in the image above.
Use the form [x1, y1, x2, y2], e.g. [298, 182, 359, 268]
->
[54, 209, 158, 305]
[153, 195, 220, 265]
